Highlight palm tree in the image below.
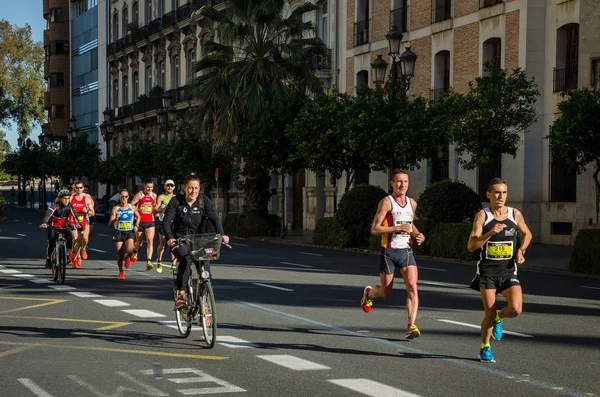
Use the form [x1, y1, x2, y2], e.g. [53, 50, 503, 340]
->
[190, 0, 328, 231]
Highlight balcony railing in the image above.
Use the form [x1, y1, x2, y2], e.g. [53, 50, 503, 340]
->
[432, 0, 452, 23]
[553, 63, 578, 92]
[390, 2, 408, 32]
[480, 0, 503, 8]
[353, 19, 370, 47]
[147, 17, 163, 36]
[113, 86, 192, 121]
[313, 49, 331, 71]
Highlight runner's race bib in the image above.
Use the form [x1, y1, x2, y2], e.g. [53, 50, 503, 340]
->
[76, 214, 84, 222]
[118, 221, 132, 231]
[394, 220, 412, 236]
[140, 204, 152, 214]
[486, 241, 513, 260]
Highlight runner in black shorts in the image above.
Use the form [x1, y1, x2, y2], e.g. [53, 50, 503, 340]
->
[109, 189, 140, 280]
[468, 177, 532, 363]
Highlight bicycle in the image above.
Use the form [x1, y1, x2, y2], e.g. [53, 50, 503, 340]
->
[172, 233, 229, 348]
[49, 227, 69, 284]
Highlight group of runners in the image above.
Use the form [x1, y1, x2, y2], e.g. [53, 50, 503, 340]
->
[361, 170, 532, 363]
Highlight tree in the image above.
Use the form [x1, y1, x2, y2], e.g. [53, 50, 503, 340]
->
[190, 0, 328, 231]
[54, 135, 102, 182]
[548, 88, 600, 222]
[0, 20, 46, 133]
[446, 62, 539, 170]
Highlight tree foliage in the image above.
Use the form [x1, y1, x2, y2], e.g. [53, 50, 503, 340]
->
[446, 62, 539, 169]
[549, 88, 600, 222]
[0, 20, 46, 133]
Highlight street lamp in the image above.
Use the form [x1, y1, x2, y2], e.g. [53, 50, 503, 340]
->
[17, 129, 28, 206]
[68, 117, 78, 141]
[158, 92, 177, 143]
[100, 108, 115, 197]
[370, 25, 417, 93]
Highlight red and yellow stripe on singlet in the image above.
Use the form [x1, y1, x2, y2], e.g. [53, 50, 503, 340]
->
[380, 212, 394, 248]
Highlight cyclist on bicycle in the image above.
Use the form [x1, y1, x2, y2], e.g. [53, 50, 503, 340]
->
[163, 173, 229, 309]
[39, 189, 79, 269]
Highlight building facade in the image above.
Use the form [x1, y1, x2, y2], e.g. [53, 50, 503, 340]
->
[43, 0, 71, 139]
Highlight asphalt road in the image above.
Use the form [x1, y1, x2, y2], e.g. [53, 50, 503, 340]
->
[0, 208, 599, 397]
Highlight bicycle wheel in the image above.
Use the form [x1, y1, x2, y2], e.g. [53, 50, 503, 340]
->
[58, 245, 66, 284]
[199, 281, 217, 348]
[51, 250, 59, 282]
[174, 278, 193, 338]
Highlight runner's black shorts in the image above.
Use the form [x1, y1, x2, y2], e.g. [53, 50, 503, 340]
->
[379, 247, 417, 275]
[477, 273, 520, 293]
[138, 221, 155, 232]
[113, 230, 135, 242]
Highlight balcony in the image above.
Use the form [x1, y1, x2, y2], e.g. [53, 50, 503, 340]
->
[432, 0, 452, 23]
[147, 17, 163, 37]
[353, 20, 370, 47]
[480, 0, 503, 8]
[553, 63, 578, 92]
[390, 1, 408, 32]
[313, 49, 331, 71]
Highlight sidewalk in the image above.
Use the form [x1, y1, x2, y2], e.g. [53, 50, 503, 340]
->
[251, 229, 575, 274]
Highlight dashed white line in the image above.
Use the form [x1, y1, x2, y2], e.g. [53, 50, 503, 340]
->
[419, 266, 447, 272]
[0, 265, 4, 268]
[232, 243, 249, 247]
[257, 355, 330, 371]
[253, 282, 293, 292]
[157, 321, 202, 331]
[28, 222, 33, 225]
[329, 379, 422, 396]
[437, 319, 534, 338]
[280, 261, 313, 268]
[29, 279, 53, 284]
[13, 274, 35, 278]
[419, 281, 469, 289]
[88, 248, 107, 253]
[218, 336, 258, 348]
[299, 252, 324, 257]
[581, 285, 600, 290]
[94, 299, 130, 307]
[17, 378, 55, 397]
[122, 309, 166, 318]
[47, 285, 76, 291]
[16, 233, 26, 237]
[69, 291, 103, 297]
[0, 269, 21, 274]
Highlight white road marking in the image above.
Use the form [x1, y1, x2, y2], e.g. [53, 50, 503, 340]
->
[88, 248, 107, 253]
[157, 321, 202, 331]
[232, 243, 249, 247]
[420, 280, 469, 289]
[581, 285, 600, 290]
[17, 378, 55, 397]
[253, 282, 293, 292]
[29, 279, 53, 284]
[0, 265, 4, 268]
[140, 368, 245, 394]
[47, 285, 76, 291]
[93, 299, 130, 307]
[13, 274, 35, 278]
[329, 379, 422, 396]
[14, 220, 19, 222]
[16, 233, 26, 237]
[280, 261, 313, 268]
[218, 336, 258, 348]
[69, 291, 103, 297]
[419, 266, 447, 272]
[0, 269, 21, 274]
[122, 309, 166, 318]
[437, 319, 534, 338]
[299, 251, 324, 257]
[28, 222, 33, 225]
[99, 234, 111, 237]
[257, 355, 330, 371]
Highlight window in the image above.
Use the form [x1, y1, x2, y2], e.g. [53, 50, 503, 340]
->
[390, 0, 408, 33]
[432, 50, 450, 100]
[49, 8, 64, 22]
[550, 222, 573, 235]
[51, 105, 65, 119]
[123, 75, 128, 105]
[146, 0, 152, 24]
[592, 59, 600, 88]
[54, 41, 69, 55]
[554, 24, 579, 92]
[113, 12, 119, 42]
[482, 38, 501, 73]
[133, 2, 139, 24]
[171, 0, 179, 11]
[317, 2, 328, 45]
[45, 77, 51, 92]
[433, 0, 451, 23]
[145, 66, 152, 93]
[356, 70, 369, 91]
[354, 0, 369, 46]
[44, 45, 51, 61]
[52, 73, 64, 87]
[480, 0, 502, 8]
[113, 79, 119, 108]
[123, 7, 129, 37]
[186, 49, 195, 83]
[172, 55, 180, 88]
[133, 72, 139, 100]
[159, 61, 165, 88]
[159, 0, 165, 16]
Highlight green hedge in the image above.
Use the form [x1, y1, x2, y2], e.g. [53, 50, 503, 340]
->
[223, 213, 281, 237]
[313, 217, 350, 248]
[429, 223, 479, 261]
[569, 229, 600, 275]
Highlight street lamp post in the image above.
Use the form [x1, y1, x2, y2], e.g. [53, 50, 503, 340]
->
[17, 129, 27, 206]
[157, 92, 177, 186]
[100, 108, 115, 196]
[370, 25, 417, 95]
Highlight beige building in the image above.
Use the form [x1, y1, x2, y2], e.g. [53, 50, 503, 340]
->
[297, 0, 599, 245]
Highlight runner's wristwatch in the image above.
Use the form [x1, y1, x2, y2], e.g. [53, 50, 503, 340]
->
[518, 248, 526, 255]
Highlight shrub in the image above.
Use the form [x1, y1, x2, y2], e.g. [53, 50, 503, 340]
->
[313, 217, 350, 248]
[416, 179, 481, 236]
[429, 223, 479, 261]
[569, 229, 600, 275]
[335, 184, 388, 247]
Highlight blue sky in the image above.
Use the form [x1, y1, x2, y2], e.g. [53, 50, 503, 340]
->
[2, 0, 46, 150]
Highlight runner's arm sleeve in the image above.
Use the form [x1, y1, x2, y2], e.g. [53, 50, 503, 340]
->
[204, 196, 224, 235]
[162, 197, 177, 241]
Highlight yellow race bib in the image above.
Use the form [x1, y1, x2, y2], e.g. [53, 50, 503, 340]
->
[394, 220, 412, 236]
[486, 242, 513, 260]
[118, 221, 132, 231]
[140, 204, 152, 214]
[76, 214, 84, 222]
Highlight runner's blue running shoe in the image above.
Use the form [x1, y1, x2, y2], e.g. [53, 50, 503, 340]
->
[492, 314, 503, 340]
[479, 346, 496, 363]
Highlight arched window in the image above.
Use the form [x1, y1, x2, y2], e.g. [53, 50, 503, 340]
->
[482, 37, 501, 75]
[133, 72, 139, 100]
[172, 55, 180, 88]
[554, 24, 579, 92]
[356, 70, 369, 91]
[113, 78, 119, 108]
[159, 61, 165, 88]
[186, 49, 195, 83]
[122, 6, 129, 37]
[123, 75, 128, 105]
[432, 50, 450, 100]
[133, 2, 139, 24]
[145, 66, 152, 93]
[112, 11, 119, 42]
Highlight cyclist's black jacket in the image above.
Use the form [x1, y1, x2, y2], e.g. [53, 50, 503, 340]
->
[162, 193, 224, 241]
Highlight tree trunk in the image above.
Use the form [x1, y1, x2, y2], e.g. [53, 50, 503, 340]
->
[594, 161, 600, 224]
[243, 162, 272, 235]
[280, 171, 286, 237]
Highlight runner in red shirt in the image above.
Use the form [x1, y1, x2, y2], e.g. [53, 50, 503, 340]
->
[69, 180, 94, 268]
[130, 179, 158, 271]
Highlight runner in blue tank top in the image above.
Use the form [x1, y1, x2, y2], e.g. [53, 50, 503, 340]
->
[109, 189, 140, 280]
[468, 178, 532, 363]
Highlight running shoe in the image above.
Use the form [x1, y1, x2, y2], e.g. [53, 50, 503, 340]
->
[76, 257, 82, 268]
[361, 286, 373, 313]
[81, 249, 88, 260]
[118, 271, 125, 280]
[406, 324, 421, 339]
[131, 251, 138, 263]
[175, 295, 187, 310]
[69, 251, 76, 263]
[124, 256, 131, 269]
[492, 311, 504, 341]
[479, 346, 496, 363]
[156, 261, 162, 274]
[145, 261, 153, 271]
